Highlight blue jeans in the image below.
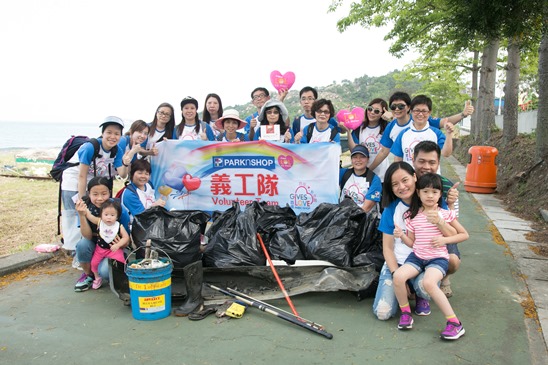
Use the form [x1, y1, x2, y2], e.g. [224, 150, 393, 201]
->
[76, 237, 109, 281]
[405, 252, 449, 277]
[372, 262, 429, 320]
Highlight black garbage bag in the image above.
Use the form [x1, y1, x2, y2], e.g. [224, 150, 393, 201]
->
[131, 206, 210, 268]
[252, 201, 304, 264]
[203, 203, 265, 267]
[296, 197, 366, 267]
[351, 210, 384, 271]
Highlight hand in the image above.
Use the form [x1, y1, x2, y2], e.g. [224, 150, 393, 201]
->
[462, 100, 474, 117]
[149, 142, 159, 156]
[294, 131, 302, 143]
[75, 199, 88, 216]
[131, 143, 145, 155]
[200, 131, 207, 140]
[393, 224, 404, 239]
[431, 236, 447, 248]
[382, 107, 393, 121]
[278, 88, 288, 101]
[110, 242, 121, 252]
[250, 118, 257, 129]
[446, 182, 460, 206]
[425, 210, 441, 225]
[444, 122, 455, 135]
[122, 153, 132, 167]
[284, 129, 292, 142]
[338, 122, 348, 133]
[153, 199, 166, 208]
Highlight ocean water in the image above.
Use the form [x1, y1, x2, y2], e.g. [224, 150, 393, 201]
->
[0, 121, 104, 149]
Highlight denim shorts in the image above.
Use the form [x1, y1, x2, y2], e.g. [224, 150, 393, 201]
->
[405, 252, 449, 276]
[446, 243, 461, 258]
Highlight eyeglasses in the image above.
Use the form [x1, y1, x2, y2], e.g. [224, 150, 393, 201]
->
[412, 109, 430, 115]
[252, 93, 267, 101]
[266, 110, 280, 115]
[390, 104, 407, 111]
[300, 97, 316, 102]
[316, 109, 331, 116]
[367, 106, 382, 114]
[157, 111, 171, 117]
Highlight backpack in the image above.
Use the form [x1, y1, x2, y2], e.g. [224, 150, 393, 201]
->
[115, 183, 137, 199]
[306, 123, 338, 143]
[340, 167, 375, 190]
[52, 136, 118, 235]
[50, 136, 100, 181]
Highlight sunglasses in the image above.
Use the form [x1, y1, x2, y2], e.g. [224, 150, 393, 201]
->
[390, 103, 407, 111]
[367, 106, 382, 115]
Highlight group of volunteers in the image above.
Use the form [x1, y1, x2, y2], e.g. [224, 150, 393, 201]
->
[59, 84, 475, 340]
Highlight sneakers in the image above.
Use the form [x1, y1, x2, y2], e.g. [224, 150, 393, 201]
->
[441, 279, 453, 298]
[71, 255, 82, 270]
[415, 296, 431, 316]
[440, 321, 465, 340]
[398, 312, 414, 330]
[74, 273, 94, 292]
[92, 277, 103, 290]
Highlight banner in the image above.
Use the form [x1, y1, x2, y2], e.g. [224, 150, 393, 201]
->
[150, 140, 341, 213]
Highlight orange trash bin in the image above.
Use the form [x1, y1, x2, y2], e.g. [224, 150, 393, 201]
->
[464, 146, 498, 193]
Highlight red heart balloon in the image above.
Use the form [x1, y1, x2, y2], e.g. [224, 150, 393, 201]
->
[182, 174, 201, 192]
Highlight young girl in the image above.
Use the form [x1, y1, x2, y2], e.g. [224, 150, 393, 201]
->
[176, 96, 215, 141]
[87, 199, 130, 289]
[252, 100, 293, 143]
[120, 120, 157, 166]
[202, 93, 223, 137]
[121, 159, 166, 222]
[147, 102, 176, 149]
[74, 177, 130, 292]
[214, 109, 248, 142]
[392, 173, 469, 340]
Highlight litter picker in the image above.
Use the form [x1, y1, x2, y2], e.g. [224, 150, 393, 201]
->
[206, 283, 333, 339]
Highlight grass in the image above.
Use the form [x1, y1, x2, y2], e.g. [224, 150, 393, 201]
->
[0, 151, 125, 256]
[0, 176, 60, 256]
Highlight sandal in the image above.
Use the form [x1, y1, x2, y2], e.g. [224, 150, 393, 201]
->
[215, 300, 235, 318]
[188, 305, 217, 321]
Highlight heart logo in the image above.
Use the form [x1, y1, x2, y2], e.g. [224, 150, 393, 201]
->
[270, 70, 296, 92]
[278, 155, 294, 170]
[182, 174, 201, 191]
[336, 107, 365, 131]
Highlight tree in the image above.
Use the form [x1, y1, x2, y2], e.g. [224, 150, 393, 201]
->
[536, 8, 548, 160]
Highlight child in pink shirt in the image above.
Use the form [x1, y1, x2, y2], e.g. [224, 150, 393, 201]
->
[393, 173, 469, 340]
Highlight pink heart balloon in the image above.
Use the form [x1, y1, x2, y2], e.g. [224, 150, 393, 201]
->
[270, 70, 296, 92]
[336, 107, 365, 130]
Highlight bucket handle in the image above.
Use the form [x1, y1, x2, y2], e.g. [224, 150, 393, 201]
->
[124, 246, 173, 274]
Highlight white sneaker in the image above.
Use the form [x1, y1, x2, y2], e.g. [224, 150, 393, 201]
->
[72, 255, 83, 270]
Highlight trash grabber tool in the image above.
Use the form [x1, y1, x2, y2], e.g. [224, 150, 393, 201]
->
[206, 283, 333, 340]
[225, 286, 326, 331]
[256, 233, 299, 317]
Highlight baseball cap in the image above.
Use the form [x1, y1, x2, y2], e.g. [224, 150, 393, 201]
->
[99, 116, 125, 130]
[180, 96, 198, 109]
[351, 145, 370, 158]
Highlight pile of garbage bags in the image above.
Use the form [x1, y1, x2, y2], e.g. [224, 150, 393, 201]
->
[132, 198, 383, 270]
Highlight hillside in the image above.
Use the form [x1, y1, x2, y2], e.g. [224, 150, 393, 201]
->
[454, 132, 548, 256]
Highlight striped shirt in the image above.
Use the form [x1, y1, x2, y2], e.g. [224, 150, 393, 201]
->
[405, 208, 456, 260]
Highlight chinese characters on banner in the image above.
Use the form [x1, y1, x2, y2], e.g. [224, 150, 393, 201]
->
[150, 140, 341, 213]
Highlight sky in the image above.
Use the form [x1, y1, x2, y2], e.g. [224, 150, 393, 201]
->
[0, 0, 414, 124]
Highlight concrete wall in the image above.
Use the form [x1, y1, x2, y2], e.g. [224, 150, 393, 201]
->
[495, 110, 538, 133]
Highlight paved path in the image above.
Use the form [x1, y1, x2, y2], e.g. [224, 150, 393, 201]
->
[0, 157, 546, 364]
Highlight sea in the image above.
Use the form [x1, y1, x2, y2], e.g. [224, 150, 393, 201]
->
[0, 121, 104, 150]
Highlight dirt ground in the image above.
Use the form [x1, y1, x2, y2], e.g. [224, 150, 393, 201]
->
[454, 131, 548, 256]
